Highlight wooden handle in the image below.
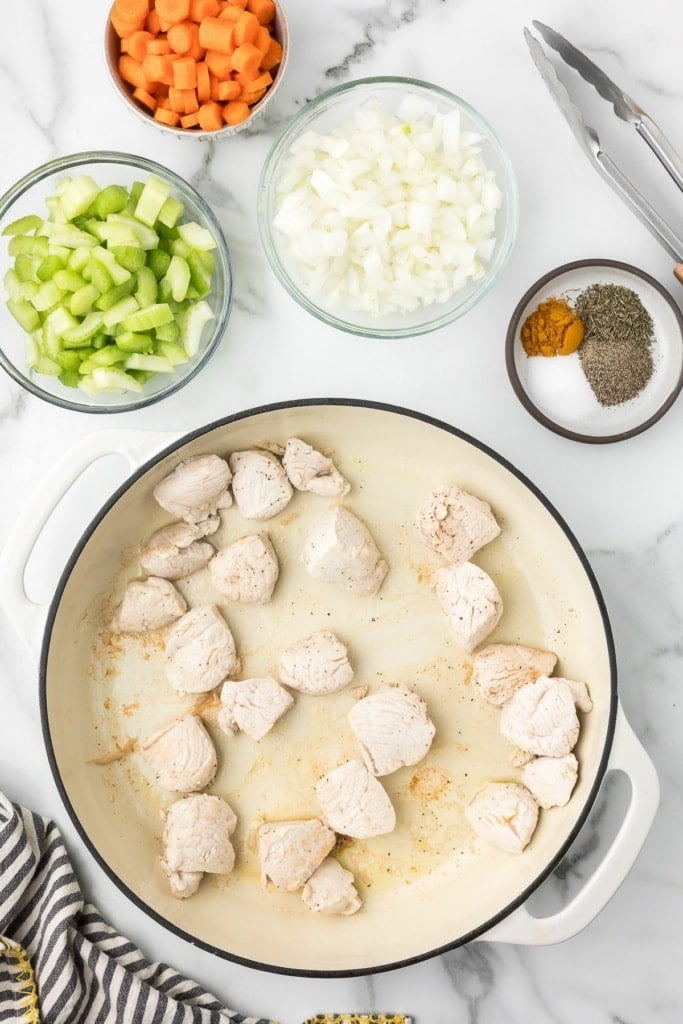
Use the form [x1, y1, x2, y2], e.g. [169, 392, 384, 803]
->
[675, 263, 683, 284]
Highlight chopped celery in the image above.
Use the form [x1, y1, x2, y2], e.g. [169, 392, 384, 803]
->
[125, 352, 174, 373]
[8, 297, 40, 332]
[122, 303, 173, 332]
[163, 255, 190, 302]
[91, 246, 131, 286]
[177, 221, 217, 251]
[155, 319, 180, 344]
[59, 175, 101, 220]
[70, 283, 99, 316]
[116, 331, 155, 353]
[25, 333, 40, 368]
[59, 369, 81, 388]
[157, 196, 184, 229]
[134, 175, 171, 227]
[94, 277, 136, 310]
[53, 269, 85, 292]
[91, 185, 129, 219]
[82, 260, 113, 295]
[34, 355, 61, 376]
[181, 299, 215, 356]
[186, 249, 213, 296]
[102, 296, 139, 329]
[135, 265, 158, 307]
[32, 280, 65, 312]
[158, 340, 189, 365]
[3, 214, 43, 236]
[8, 235, 49, 258]
[14, 254, 37, 283]
[90, 367, 143, 392]
[61, 310, 104, 347]
[146, 248, 171, 280]
[110, 245, 145, 273]
[107, 213, 159, 250]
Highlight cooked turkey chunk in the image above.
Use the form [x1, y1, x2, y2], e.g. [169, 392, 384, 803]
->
[141, 715, 217, 792]
[465, 782, 539, 853]
[165, 605, 239, 693]
[523, 754, 579, 809]
[218, 677, 293, 740]
[153, 454, 232, 524]
[500, 676, 579, 758]
[282, 438, 350, 497]
[302, 507, 387, 596]
[228, 450, 293, 520]
[417, 485, 500, 564]
[161, 794, 237, 896]
[302, 858, 361, 915]
[559, 677, 593, 713]
[348, 686, 435, 776]
[472, 643, 558, 706]
[278, 631, 353, 695]
[111, 577, 187, 633]
[435, 561, 502, 653]
[140, 522, 215, 580]
[209, 533, 279, 603]
[258, 819, 336, 891]
[316, 759, 396, 839]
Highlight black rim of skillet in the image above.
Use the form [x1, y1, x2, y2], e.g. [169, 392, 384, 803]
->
[505, 258, 683, 444]
[39, 397, 619, 978]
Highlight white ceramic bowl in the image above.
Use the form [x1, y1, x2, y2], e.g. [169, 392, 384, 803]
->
[258, 76, 519, 339]
[0, 151, 232, 413]
[506, 259, 683, 443]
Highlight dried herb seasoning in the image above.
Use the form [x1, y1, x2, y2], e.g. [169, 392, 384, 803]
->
[575, 283, 654, 406]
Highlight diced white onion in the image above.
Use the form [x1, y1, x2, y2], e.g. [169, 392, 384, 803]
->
[272, 94, 503, 317]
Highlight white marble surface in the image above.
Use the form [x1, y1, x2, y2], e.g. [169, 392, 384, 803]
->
[1, 0, 682, 1021]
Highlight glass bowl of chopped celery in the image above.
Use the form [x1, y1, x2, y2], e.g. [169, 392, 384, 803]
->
[0, 151, 232, 412]
[257, 76, 519, 339]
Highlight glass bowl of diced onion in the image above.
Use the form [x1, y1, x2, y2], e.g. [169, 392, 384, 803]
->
[0, 151, 232, 412]
[257, 76, 519, 339]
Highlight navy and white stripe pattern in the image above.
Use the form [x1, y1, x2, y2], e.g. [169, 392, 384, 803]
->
[0, 791, 274, 1024]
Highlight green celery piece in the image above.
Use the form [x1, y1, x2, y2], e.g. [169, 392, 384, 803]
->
[46, 226, 98, 249]
[127, 369, 153, 383]
[170, 238, 191, 259]
[94, 276, 136, 310]
[134, 175, 171, 227]
[68, 246, 93, 272]
[157, 196, 184, 229]
[177, 220, 217, 251]
[157, 277, 174, 304]
[53, 268, 85, 292]
[25, 333, 40, 368]
[107, 213, 159, 250]
[125, 181, 145, 215]
[116, 331, 154, 353]
[91, 184, 129, 219]
[8, 235, 49, 258]
[17, 280, 39, 301]
[156, 222, 180, 241]
[32, 280, 65, 312]
[83, 259, 113, 295]
[56, 350, 82, 371]
[96, 221, 139, 247]
[61, 310, 104, 347]
[135, 265, 158, 307]
[34, 355, 61, 376]
[43, 306, 78, 358]
[90, 346, 128, 367]
[186, 249, 212, 296]
[59, 175, 101, 220]
[3, 268, 21, 300]
[82, 218, 108, 243]
[155, 319, 180, 344]
[125, 352, 174, 373]
[3, 214, 42, 236]
[14, 253, 38, 283]
[163, 255, 190, 302]
[158, 340, 188, 365]
[91, 246, 131, 286]
[146, 248, 171, 281]
[69, 283, 100, 317]
[122, 302, 173, 332]
[36, 255, 67, 282]
[89, 366, 143, 393]
[59, 370, 81, 388]
[181, 298, 215, 355]
[91, 333, 107, 350]
[110, 245, 145, 273]
[7, 297, 40, 332]
[102, 295, 139, 329]
[42, 197, 67, 224]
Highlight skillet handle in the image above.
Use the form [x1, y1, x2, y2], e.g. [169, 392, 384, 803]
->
[0, 428, 177, 655]
[478, 704, 659, 945]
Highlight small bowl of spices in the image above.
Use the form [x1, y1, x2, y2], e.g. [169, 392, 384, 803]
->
[506, 259, 683, 442]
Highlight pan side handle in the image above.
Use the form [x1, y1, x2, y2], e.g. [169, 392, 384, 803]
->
[0, 428, 177, 655]
[478, 704, 659, 945]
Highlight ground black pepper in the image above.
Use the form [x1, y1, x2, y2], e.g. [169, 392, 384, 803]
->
[575, 283, 655, 406]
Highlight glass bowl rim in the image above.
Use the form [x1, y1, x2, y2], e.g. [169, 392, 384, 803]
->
[0, 150, 232, 413]
[257, 75, 519, 340]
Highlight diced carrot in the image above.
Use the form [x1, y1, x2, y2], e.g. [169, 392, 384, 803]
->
[209, 72, 222, 100]
[216, 79, 240, 100]
[167, 20, 193, 52]
[236, 69, 271, 90]
[155, 106, 181, 126]
[198, 16, 234, 52]
[232, 10, 258, 45]
[196, 60, 211, 101]
[222, 99, 250, 125]
[197, 101, 224, 130]
[111, 8, 146, 38]
[173, 55, 198, 88]
[132, 86, 158, 111]
[246, 0, 274, 25]
[123, 29, 154, 61]
[260, 36, 281, 71]
[168, 86, 186, 113]
[218, 5, 241, 21]
[146, 37, 172, 53]
[240, 85, 267, 106]
[189, 0, 219, 19]
[142, 52, 176, 85]
[114, 0, 150, 21]
[231, 42, 260, 77]
[205, 49, 233, 78]
[146, 8, 162, 33]
[253, 24, 270, 56]
[155, 0, 190, 25]
[156, 94, 172, 109]
[183, 88, 199, 112]
[229, 0, 248, 9]
[180, 111, 200, 128]
[118, 54, 152, 90]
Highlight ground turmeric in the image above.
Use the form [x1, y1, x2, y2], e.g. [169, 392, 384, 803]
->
[521, 296, 584, 356]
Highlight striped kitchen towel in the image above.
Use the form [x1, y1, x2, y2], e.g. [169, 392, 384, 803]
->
[0, 790, 273, 1024]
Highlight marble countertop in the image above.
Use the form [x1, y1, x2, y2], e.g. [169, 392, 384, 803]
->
[1, 0, 682, 1021]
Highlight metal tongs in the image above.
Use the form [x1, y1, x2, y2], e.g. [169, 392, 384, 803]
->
[524, 21, 683, 283]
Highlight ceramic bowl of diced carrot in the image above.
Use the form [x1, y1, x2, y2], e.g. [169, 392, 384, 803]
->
[106, 0, 288, 136]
